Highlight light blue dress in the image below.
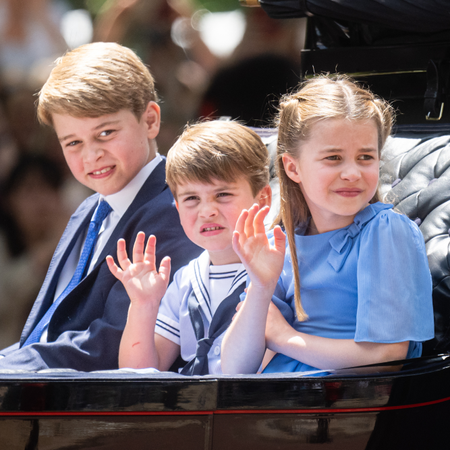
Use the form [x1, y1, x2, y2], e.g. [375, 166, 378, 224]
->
[263, 202, 435, 373]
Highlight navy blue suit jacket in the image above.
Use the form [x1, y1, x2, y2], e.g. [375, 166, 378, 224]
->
[0, 159, 202, 371]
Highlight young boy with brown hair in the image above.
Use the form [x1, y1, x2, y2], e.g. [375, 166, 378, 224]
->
[0, 42, 201, 371]
[107, 120, 271, 375]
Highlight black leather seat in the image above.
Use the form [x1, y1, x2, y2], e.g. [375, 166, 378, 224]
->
[380, 127, 450, 354]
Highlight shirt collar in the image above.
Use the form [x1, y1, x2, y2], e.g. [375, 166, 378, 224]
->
[100, 153, 162, 217]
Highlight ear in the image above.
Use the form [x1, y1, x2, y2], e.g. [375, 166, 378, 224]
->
[142, 101, 161, 139]
[282, 153, 302, 183]
[256, 184, 272, 209]
[174, 199, 179, 212]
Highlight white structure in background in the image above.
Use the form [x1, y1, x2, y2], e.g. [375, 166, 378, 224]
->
[60, 9, 93, 50]
[193, 9, 246, 59]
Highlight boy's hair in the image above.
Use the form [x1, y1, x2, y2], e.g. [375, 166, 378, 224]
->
[37, 42, 158, 126]
[166, 120, 270, 198]
[275, 74, 394, 321]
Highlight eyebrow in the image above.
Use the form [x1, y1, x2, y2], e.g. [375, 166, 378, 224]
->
[177, 184, 239, 197]
[319, 147, 378, 154]
[58, 120, 121, 142]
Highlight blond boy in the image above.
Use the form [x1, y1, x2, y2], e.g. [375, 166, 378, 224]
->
[0, 43, 201, 371]
[107, 121, 271, 375]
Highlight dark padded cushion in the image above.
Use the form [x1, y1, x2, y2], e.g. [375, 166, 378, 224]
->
[379, 132, 450, 354]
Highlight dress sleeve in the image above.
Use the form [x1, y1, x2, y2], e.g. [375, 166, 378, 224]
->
[355, 210, 434, 346]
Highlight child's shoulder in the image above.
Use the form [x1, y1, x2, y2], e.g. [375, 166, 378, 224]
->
[171, 251, 208, 284]
[360, 202, 424, 245]
[362, 201, 414, 226]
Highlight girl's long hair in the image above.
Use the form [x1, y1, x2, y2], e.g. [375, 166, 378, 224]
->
[274, 74, 394, 321]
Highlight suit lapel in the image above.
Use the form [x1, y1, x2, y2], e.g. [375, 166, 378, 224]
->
[22, 158, 167, 343]
[20, 194, 99, 343]
[96, 159, 168, 266]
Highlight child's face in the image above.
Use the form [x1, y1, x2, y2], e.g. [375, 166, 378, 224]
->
[283, 118, 380, 233]
[175, 177, 271, 265]
[52, 102, 160, 196]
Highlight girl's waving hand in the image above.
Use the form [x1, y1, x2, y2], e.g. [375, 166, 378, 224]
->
[232, 204, 286, 290]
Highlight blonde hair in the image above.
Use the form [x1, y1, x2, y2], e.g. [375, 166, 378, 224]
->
[37, 42, 158, 126]
[166, 120, 270, 198]
[275, 74, 394, 321]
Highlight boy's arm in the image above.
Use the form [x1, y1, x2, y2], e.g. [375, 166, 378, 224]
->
[107, 232, 172, 370]
[221, 205, 286, 374]
[118, 303, 180, 370]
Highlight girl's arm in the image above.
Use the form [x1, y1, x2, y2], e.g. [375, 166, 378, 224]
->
[265, 302, 409, 369]
[106, 232, 173, 369]
[221, 205, 286, 374]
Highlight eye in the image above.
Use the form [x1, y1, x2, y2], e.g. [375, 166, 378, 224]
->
[183, 195, 199, 202]
[325, 155, 341, 161]
[358, 154, 375, 161]
[66, 140, 81, 148]
[217, 192, 232, 198]
[99, 129, 114, 138]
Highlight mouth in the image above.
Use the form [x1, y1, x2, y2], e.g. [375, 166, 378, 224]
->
[200, 224, 225, 233]
[334, 188, 363, 197]
[89, 166, 115, 177]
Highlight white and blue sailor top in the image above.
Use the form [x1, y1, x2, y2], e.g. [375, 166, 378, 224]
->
[156, 251, 246, 374]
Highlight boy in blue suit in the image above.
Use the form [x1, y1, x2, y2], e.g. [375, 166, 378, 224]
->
[0, 42, 201, 371]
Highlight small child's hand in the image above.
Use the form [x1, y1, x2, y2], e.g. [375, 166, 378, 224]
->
[232, 204, 286, 290]
[106, 232, 171, 307]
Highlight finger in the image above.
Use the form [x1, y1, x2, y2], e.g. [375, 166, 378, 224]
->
[244, 203, 259, 237]
[132, 231, 146, 263]
[232, 230, 242, 257]
[234, 209, 248, 236]
[158, 256, 171, 284]
[144, 235, 157, 269]
[273, 226, 287, 252]
[254, 205, 270, 235]
[116, 238, 131, 269]
[106, 255, 121, 280]
[232, 301, 244, 321]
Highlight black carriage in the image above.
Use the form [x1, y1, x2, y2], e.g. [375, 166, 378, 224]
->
[1, 2, 450, 448]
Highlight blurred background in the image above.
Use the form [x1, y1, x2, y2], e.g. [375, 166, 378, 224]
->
[0, 0, 306, 348]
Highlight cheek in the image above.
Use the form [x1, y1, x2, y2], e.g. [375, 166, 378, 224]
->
[367, 167, 380, 185]
[300, 173, 321, 193]
[178, 210, 195, 233]
[228, 206, 248, 230]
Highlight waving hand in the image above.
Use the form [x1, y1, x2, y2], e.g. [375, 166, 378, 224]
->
[232, 204, 286, 290]
[106, 232, 171, 306]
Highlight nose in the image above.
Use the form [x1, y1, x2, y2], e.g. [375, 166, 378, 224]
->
[340, 162, 361, 182]
[83, 144, 104, 163]
[199, 201, 218, 218]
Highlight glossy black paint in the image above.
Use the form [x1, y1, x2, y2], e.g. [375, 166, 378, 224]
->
[0, 355, 448, 449]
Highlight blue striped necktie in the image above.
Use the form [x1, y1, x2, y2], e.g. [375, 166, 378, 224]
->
[23, 200, 112, 346]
